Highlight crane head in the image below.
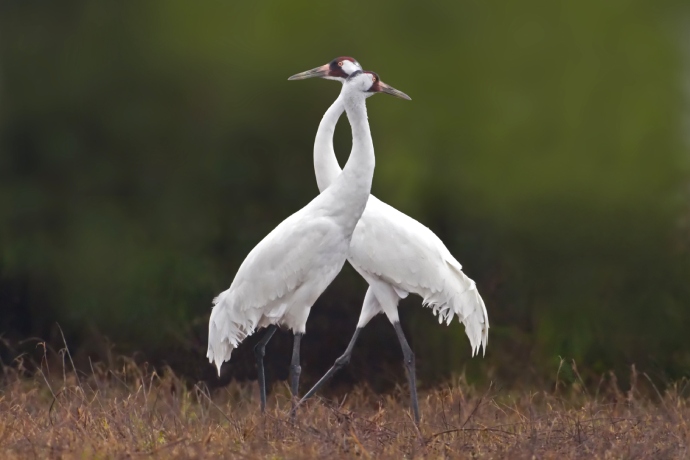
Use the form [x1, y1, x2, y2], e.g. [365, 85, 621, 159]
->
[357, 71, 411, 101]
[288, 57, 362, 82]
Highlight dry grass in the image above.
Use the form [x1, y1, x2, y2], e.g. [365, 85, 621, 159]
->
[1, 355, 689, 459]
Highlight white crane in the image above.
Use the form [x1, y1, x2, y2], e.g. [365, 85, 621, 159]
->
[207, 68, 410, 413]
[288, 57, 489, 423]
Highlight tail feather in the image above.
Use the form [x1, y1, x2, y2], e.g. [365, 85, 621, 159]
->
[422, 269, 489, 357]
[206, 290, 259, 376]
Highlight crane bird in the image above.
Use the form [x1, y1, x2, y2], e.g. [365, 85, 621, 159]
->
[288, 57, 489, 423]
[207, 68, 410, 413]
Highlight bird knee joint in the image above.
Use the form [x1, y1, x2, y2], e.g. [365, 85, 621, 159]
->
[335, 355, 350, 367]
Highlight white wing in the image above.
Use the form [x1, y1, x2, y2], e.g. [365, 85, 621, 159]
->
[227, 210, 340, 311]
[207, 204, 346, 373]
[349, 196, 489, 356]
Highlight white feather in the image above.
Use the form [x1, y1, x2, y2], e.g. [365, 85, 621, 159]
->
[314, 95, 489, 357]
[349, 197, 489, 356]
[207, 73, 380, 375]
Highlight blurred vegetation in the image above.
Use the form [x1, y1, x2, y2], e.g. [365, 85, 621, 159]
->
[1, 1, 689, 389]
[3, 361, 690, 458]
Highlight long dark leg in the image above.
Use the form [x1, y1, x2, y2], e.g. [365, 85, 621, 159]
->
[289, 332, 303, 411]
[393, 321, 420, 424]
[297, 328, 362, 407]
[254, 325, 277, 413]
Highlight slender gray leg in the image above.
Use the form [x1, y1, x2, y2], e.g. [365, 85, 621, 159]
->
[297, 328, 362, 407]
[289, 333, 303, 410]
[393, 321, 420, 424]
[254, 325, 277, 413]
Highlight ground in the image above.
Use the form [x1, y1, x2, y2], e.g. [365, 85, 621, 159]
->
[1, 358, 688, 459]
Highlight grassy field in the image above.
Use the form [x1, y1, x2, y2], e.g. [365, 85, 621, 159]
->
[1, 355, 688, 459]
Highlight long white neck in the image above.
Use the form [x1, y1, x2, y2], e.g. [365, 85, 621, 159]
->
[316, 87, 374, 234]
[340, 90, 374, 188]
[314, 96, 345, 192]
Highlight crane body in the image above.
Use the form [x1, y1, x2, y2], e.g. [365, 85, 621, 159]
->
[207, 69, 410, 412]
[290, 58, 488, 424]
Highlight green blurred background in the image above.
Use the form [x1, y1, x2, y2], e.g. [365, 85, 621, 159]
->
[1, 1, 689, 390]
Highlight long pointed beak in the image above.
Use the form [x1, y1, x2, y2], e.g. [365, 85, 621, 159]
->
[378, 81, 411, 100]
[288, 64, 330, 81]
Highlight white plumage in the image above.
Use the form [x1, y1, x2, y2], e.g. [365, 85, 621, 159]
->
[207, 207, 350, 368]
[348, 197, 489, 355]
[292, 58, 488, 424]
[207, 72, 382, 375]
[313, 75, 489, 355]
[207, 70, 411, 415]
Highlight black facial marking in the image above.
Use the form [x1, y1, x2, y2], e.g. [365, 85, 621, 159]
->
[328, 60, 348, 78]
[364, 71, 381, 92]
[347, 70, 363, 80]
[328, 56, 359, 78]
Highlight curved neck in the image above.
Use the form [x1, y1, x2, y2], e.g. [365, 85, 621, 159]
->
[315, 87, 374, 232]
[341, 92, 374, 179]
[314, 96, 345, 192]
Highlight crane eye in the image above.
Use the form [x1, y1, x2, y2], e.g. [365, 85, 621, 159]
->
[338, 61, 344, 67]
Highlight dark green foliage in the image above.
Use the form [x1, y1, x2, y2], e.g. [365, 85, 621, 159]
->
[0, 0, 688, 386]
